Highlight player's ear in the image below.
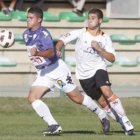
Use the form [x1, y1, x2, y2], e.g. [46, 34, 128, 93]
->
[99, 18, 102, 24]
[38, 17, 42, 23]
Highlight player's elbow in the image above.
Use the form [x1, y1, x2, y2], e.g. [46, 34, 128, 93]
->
[110, 56, 115, 63]
[47, 49, 55, 58]
[56, 40, 64, 50]
[111, 55, 115, 63]
[50, 50, 55, 58]
[108, 54, 115, 63]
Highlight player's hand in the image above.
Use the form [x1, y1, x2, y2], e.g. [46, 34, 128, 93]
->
[91, 41, 102, 52]
[56, 50, 62, 58]
[30, 47, 38, 56]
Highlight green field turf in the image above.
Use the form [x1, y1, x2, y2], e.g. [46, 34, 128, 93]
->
[0, 97, 139, 140]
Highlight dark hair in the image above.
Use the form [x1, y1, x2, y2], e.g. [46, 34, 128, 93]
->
[88, 8, 103, 19]
[28, 6, 43, 19]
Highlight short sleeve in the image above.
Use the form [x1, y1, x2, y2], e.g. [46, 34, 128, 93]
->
[104, 34, 116, 57]
[41, 31, 54, 50]
[59, 28, 85, 45]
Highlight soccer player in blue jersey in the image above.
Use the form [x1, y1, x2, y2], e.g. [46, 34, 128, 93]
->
[23, 6, 110, 136]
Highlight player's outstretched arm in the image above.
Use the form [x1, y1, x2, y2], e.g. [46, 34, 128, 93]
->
[55, 40, 65, 58]
[56, 40, 64, 51]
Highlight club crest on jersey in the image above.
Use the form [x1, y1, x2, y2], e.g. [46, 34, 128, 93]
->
[57, 80, 66, 88]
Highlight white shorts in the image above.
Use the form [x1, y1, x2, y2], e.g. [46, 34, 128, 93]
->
[32, 59, 76, 93]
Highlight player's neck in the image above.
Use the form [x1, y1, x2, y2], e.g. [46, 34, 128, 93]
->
[87, 27, 102, 36]
[31, 25, 41, 31]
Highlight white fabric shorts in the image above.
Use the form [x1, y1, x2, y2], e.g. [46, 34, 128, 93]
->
[32, 59, 76, 93]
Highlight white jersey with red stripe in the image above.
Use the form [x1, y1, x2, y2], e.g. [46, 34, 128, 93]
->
[59, 28, 116, 79]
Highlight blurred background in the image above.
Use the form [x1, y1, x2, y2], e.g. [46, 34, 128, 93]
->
[0, 0, 140, 97]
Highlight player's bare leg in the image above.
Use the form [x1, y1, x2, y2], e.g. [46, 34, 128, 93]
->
[28, 86, 62, 136]
[67, 87, 110, 134]
[100, 86, 134, 135]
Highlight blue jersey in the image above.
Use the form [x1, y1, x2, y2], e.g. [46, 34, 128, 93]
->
[23, 26, 58, 69]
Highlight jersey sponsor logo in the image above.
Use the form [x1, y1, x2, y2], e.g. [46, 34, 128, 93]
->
[29, 56, 47, 67]
[30, 57, 43, 63]
[83, 47, 98, 55]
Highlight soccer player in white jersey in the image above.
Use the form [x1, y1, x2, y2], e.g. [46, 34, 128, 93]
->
[23, 6, 110, 136]
[56, 8, 134, 135]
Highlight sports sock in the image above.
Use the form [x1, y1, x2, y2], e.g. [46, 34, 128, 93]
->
[121, 116, 134, 131]
[32, 99, 58, 126]
[108, 95, 126, 117]
[103, 105, 120, 121]
[82, 94, 108, 120]
[76, 0, 86, 11]
[68, 0, 77, 7]
[8, 7, 13, 11]
[108, 95, 134, 130]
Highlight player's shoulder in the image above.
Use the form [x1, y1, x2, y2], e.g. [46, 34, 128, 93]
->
[71, 27, 86, 34]
[71, 27, 86, 36]
[23, 28, 29, 35]
[39, 26, 51, 38]
[23, 29, 30, 41]
[102, 32, 112, 40]
[102, 31, 110, 37]
[79, 27, 86, 33]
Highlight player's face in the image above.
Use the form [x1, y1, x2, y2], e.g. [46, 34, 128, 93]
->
[27, 13, 42, 31]
[87, 13, 102, 29]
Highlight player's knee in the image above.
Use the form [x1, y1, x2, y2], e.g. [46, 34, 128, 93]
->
[27, 95, 32, 104]
[68, 93, 83, 104]
[67, 88, 83, 104]
[74, 97, 83, 104]
[27, 94, 36, 104]
[71, 96, 83, 104]
[97, 97, 108, 108]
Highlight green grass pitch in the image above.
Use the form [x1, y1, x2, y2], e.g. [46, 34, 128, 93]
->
[0, 97, 140, 140]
